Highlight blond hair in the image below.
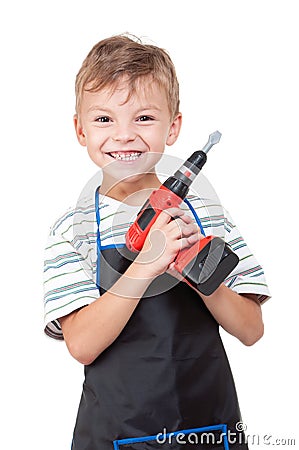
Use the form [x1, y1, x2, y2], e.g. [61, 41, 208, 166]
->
[75, 34, 180, 119]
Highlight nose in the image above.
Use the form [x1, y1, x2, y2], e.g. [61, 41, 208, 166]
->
[112, 123, 136, 143]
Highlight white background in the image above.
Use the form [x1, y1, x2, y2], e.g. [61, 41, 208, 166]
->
[1, 1, 298, 448]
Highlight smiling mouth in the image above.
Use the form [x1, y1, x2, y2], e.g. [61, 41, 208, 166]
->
[108, 151, 143, 161]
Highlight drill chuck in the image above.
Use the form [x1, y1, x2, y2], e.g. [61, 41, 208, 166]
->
[171, 131, 222, 189]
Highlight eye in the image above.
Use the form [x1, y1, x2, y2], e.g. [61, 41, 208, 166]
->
[137, 115, 154, 122]
[95, 116, 111, 123]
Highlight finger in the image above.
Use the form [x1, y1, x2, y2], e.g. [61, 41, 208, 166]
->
[175, 231, 202, 251]
[164, 214, 194, 231]
[176, 214, 193, 224]
[152, 208, 185, 227]
[186, 232, 201, 245]
[181, 223, 200, 237]
[166, 220, 198, 237]
[164, 207, 186, 219]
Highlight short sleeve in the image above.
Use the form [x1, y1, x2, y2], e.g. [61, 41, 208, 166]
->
[223, 210, 271, 303]
[43, 202, 99, 340]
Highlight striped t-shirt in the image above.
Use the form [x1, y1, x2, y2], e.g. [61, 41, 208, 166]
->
[43, 191, 271, 340]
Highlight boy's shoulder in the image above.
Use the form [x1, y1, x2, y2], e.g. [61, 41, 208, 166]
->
[48, 192, 133, 243]
[49, 192, 96, 242]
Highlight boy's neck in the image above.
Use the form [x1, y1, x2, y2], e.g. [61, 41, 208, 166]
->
[99, 172, 162, 206]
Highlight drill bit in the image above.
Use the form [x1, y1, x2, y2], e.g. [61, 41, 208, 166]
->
[202, 130, 222, 154]
[173, 130, 222, 188]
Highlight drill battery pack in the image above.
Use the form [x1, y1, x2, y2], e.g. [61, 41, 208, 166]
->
[174, 236, 239, 296]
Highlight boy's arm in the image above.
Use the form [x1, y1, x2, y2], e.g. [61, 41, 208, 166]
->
[200, 286, 264, 346]
[59, 261, 155, 365]
[60, 208, 199, 365]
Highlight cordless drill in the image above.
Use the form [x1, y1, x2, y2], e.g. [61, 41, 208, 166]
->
[125, 131, 239, 295]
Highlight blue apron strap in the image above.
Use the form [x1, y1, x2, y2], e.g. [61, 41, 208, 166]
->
[95, 187, 102, 291]
[183, 198, 206, 236]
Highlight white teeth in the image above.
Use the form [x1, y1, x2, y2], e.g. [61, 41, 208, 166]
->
[109, 152, 141, 161]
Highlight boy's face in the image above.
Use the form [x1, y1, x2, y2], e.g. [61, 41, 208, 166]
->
[74, 78, 182, 186]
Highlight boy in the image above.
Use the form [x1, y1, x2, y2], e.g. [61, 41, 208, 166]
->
[44, 35, 270, 449]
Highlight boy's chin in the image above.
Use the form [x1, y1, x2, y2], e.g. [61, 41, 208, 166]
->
[102, 163, 158, 184]
[103, 169, 152, 185]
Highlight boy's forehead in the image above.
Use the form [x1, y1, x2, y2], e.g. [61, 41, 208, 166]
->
[82, 77, 168, 109]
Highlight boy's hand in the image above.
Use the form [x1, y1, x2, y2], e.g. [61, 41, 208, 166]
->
[134, 207, 201, 278]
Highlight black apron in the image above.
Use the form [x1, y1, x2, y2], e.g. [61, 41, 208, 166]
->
[71, 193, 248, 450]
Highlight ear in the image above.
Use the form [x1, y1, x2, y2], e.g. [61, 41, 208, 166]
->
[74, 114, 87, 146]
[166, 113, 182, 146]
